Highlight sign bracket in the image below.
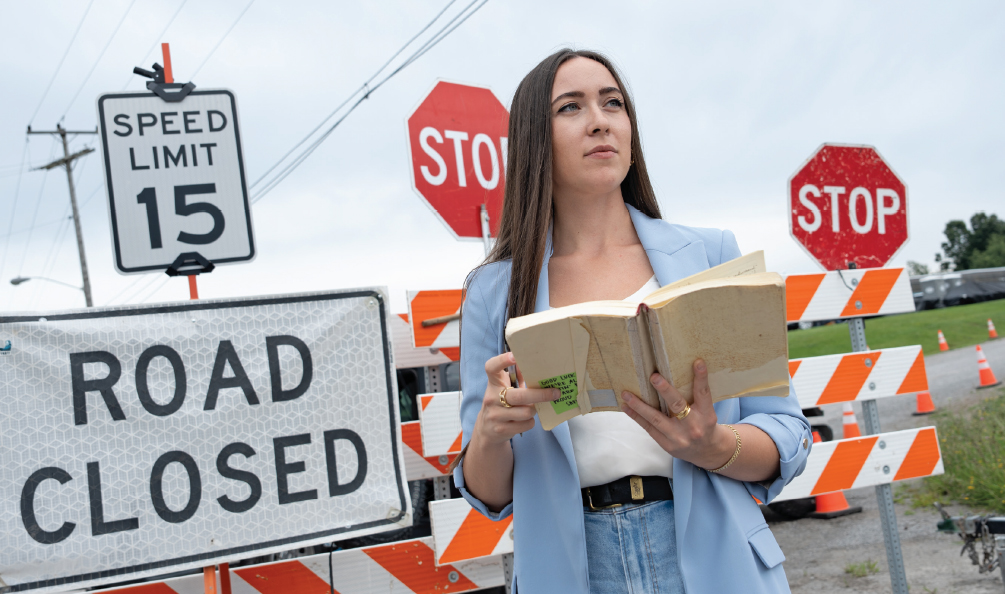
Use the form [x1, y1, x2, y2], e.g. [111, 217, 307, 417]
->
[132, 62, 196, 102]
[165, 252, 215, 277]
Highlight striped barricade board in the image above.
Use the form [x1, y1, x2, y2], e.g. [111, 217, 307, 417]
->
[786, 267, 915, 323]
[790, 345, 928, 408]
[429, 498, 514, 567]
[407, 290, 463, 351]
[418, 392, 464, 458]
[774, 427, 943, 502]
[102, 537, 504, 594]
[423, 427, 943, 565]
[402, 420, 455, 480]
[391, 313, 457, 369]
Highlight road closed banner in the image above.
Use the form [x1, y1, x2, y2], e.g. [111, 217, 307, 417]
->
[0, 290, 409, 593]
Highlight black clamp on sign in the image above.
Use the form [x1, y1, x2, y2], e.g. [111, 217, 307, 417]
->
[166, 252, 215, 277]
[132, 63, 195, 102]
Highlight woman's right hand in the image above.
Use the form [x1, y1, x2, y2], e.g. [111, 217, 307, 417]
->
[472, 352, 561, 447]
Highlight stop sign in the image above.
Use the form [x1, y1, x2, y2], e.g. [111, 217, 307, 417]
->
[788, 144, 909, 270]
[406, 81, 509, 239]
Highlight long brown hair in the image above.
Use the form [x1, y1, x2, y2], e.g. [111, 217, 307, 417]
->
[483, 49, 661, 323]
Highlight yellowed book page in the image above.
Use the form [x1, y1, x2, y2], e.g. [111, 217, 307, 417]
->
[505, 316, 594, 430]
[642, 271, 779, 309]
[580, 317, 614, 411]
[642, 250, 765, 303]
[585, 316, 653, 410]
[651, 276, 789, 404]
[504, 300, 637, 335]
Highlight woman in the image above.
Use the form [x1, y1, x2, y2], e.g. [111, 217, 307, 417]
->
[453, 49, 811, 594]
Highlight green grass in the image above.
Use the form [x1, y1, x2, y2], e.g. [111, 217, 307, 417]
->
[787, 299, 1005, 359]
[906, 387, 1005, 514]
[844, 559, 880, 577]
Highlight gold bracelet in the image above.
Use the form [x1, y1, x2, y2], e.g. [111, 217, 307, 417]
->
[709, 424, 741, 474]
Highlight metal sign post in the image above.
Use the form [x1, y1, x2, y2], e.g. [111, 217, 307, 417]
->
[848, 315, 910, 594]
[480, 204, 492, 257]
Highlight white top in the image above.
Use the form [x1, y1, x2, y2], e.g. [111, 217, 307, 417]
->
[561, 275, 675, 488]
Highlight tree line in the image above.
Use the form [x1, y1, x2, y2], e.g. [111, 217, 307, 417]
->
[908, 212, 1005, 275]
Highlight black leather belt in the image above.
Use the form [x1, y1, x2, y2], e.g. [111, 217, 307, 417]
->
[582, 475, 673, 510]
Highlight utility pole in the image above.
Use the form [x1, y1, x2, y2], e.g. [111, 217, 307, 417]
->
[27, 124, 97, 307]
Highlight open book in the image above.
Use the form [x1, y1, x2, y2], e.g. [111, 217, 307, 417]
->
[504, 251, 789, 430]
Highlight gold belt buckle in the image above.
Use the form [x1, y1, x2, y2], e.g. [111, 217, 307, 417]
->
[630, 476, 644, 501]
[587, 488, 622, 511]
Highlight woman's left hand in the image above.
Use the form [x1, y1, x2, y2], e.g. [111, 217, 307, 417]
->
[621, 359, 736, 471]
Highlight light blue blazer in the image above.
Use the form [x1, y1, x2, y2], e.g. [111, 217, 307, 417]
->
[454, 204, 812, 594]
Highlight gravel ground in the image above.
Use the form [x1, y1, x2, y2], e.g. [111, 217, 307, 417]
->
[770, 337, 1005, 594]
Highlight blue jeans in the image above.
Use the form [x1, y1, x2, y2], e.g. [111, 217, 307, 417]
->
[583, 499, 686, 594]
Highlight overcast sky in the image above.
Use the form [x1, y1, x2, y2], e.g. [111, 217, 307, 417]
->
[1, 0, 1002, 314]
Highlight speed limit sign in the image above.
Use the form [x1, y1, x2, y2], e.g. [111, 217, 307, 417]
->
[97, 89, 255, 274]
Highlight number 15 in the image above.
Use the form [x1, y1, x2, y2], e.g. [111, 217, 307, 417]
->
[136, 184, 225, 249]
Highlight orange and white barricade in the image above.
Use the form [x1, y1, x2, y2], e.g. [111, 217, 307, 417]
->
[429, 498, 514, 566]
[407, 290, 463, 359]
[774, 427, 943, 502]
[102, 537, 505, 594]
[418, 392, 464, 458]
[402, 420, 455, 480]
[789, 345, 928, 408]
[391, 313, 457, 369]
[785, 267, 914, 322]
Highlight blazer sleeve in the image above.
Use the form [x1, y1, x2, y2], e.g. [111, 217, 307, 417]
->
[737, 387, 812, 503]
[452, 264, 514, 520]
[721, 229, 813, 503]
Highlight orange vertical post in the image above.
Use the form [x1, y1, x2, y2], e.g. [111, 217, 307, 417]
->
[188, 275, 199, 300]
[161, 43, 174, 84]
[203, 566, 217, 594]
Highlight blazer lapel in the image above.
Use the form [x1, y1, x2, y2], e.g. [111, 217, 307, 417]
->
[627, 205, 709, 284]
[533, 227, 580, 476]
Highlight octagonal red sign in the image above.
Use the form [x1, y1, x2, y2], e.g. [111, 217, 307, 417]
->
[406, 81, 509, 240]
[788, 144, 909, 271]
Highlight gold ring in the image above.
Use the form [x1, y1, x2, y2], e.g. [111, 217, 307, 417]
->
[499, 387, 513, 408]
[674, 403, 691, 420]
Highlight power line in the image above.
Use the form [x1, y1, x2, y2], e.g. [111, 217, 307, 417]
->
[190, 0, 256, 80]
[0, 138, 30, 285]
[0, 216, 64, 242]
[137, 276, 172, 304]
[250, 0, 488, 204]
[104, 274, 149, 305]
[16, 140, 58, 277]
[248, 0, 459, 191]
[61, 0, 140, 118]
[27, 0, 96, 126]
[33, 211, 73, 305]
[116, 274, 162, 305]
[79, 181, 103, 209]
[120, 0, 190, 90]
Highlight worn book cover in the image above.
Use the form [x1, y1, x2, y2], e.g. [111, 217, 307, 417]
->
[504, 251, 789, 430]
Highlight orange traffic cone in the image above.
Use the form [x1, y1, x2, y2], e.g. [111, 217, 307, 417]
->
[842, 403, 862, 438]
[912, 390, 937, 415]
[808, 431, 863, 519]
[977, 345, 1001, 388]
[989, 319, 998, 339]
[937, 330, 949, 351]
